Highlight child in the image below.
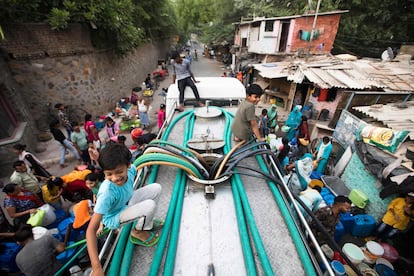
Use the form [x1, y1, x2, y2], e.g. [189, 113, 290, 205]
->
[88, 141, 100, 168]
[42, 177, 63, 210]
[374, 193, 414, 241]
[105, 116, 120, 141]
[84, 113, 101, 149]
[118, 135, 127, 145]
[85, 172, 104, 204]
[231, 84, 266, 142]
[158, 103, 166, 130]
[137, 94, 150, 129]
[258, 108, 268, 138]
[71, 121, 90, 164]
[86, 144, 162, 275]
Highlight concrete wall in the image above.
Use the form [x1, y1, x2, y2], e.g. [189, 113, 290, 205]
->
[0, 23, 170, 177]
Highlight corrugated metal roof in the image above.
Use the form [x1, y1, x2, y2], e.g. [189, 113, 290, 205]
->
[353, 101, 414, 140]
[252, 55, 414, 92]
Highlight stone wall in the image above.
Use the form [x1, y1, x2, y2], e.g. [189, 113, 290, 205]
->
[0, 23, 170, 177]
[8, 43, 166, 129]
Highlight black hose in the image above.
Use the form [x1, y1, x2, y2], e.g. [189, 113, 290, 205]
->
[221, 148, 276, 177]
[143, 144, 210, 178]
[210, 141, 269, 175]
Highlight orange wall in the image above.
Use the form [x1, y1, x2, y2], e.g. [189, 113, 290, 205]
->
[290, 14, 342, 53]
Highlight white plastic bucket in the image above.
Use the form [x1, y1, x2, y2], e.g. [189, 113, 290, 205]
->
[342, 243, 364, 264]
[39, 204, 56, 226]
[32, 226, 48, 240]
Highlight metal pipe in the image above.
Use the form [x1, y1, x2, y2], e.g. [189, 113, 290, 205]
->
[307, 0, 322, 58]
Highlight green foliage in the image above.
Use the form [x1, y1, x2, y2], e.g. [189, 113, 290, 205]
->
[335, 0, 414, 57]
[0, 25, 4, 41]
[47, 8, 70, 30]
[0, 0, 178, 56]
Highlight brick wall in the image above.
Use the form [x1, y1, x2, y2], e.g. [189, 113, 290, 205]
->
[0, 23, 169, 177]
[290, 14, 342, 53]
[0, 23, 94, 59]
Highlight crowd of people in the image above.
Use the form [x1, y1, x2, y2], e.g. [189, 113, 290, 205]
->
[2, 50, 412, 275]
[1, 87, 162, 275]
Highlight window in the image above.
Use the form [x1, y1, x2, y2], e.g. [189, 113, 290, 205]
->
[265, 21, 274, 32]
[0, 88, 18, 140]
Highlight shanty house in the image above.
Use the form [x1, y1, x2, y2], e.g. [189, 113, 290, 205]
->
[233, 10, 348, 56]
[252, 54, 414, 139]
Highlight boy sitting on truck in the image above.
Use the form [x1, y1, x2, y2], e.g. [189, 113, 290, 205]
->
[86, 144, 163, 275]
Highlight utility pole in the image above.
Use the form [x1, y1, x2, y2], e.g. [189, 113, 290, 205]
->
[306, 0, 322, 60]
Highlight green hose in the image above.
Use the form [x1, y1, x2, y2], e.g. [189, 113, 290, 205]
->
[233, 173, 274, 275]
[256, 156, 317, 276]
[222, 110, 258, 275]
[119, 230, 135, 276]
[149, 139, 199, 159]
[64, 228, 110, 250]
[134, 153, 203, 179]
[231, 174, 257, 275]
[162, 112, 195, 275]
[149, 112, 195, 275]
[108, 223, 133, 275]
[162, 171, 187, 275]
[148, 171, 185, 276]
[113, 110, 193, 276]
[54, 244, 87, 276]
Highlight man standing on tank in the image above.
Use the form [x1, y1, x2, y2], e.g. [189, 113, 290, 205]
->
[170, 51, 204, 112]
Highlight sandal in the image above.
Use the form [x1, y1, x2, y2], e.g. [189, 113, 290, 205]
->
[153, 219, 164, 230]
[129, 231, 159, 247]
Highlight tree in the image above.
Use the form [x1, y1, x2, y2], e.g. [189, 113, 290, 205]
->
[0, 0, 178, 56]
[335, 0, 414, 57]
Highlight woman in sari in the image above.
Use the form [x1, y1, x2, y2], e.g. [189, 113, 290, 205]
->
[286, 153, 313, 195]
[3, 183, 42, 229]
[285, 105, 302, 141]
[267, 104, 278, 133]
[13, 144, 51, 178]
[312, 136, 333, 173]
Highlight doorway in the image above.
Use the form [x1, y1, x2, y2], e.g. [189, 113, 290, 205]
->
[278, 21, 290, 52]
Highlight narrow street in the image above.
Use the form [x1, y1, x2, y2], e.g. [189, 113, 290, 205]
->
[1, 47, 231, 182]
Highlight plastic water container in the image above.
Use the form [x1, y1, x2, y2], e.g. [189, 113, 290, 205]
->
[351, 214, 376, 237]
[379, 243, 399, 263]
[342, 243, 365, 264]
[32, 226, 48, 239]
[340, 212, 355, 233]
[48, 208, 68, 229]
[334, 221, 345, 242]
[0, 242, 22, 272]
[39, 204, 56, 226]
[57, 242, 77, 265]
[331, 260, 346, 276]
[349, 189, 369, 208]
